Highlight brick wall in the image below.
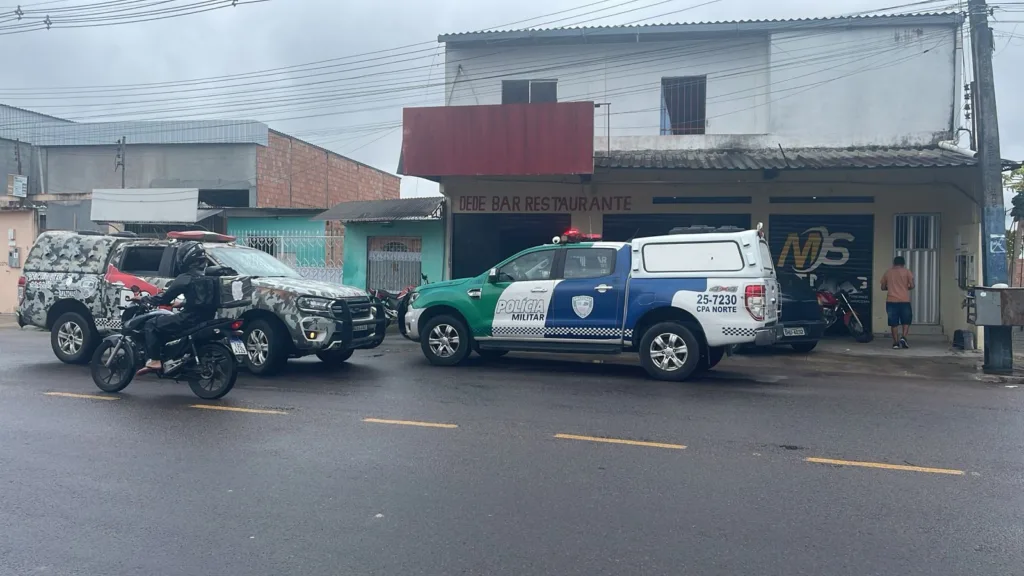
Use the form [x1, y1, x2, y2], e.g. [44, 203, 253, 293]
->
[256, 130, 400, 209]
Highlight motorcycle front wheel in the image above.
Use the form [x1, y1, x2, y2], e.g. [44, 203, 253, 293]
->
[90, 338, 136, 393]
[187, 342, 238, 400]
[847, 316, 874, 343]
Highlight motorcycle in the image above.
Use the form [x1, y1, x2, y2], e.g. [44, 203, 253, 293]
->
[371, 273, 429, 328]
[369, 288, 400, 326]
[816, 289, 873, 343]
[89, 274, 252, 400]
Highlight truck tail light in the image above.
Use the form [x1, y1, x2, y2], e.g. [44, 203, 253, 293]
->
[745, 284, 766, 321]
[230, 320, 244, 331]
[17, 276, 26, 304]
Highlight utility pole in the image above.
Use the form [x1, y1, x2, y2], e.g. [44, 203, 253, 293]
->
[969, 0, 1012, 372]
[114, 136, 126, 188]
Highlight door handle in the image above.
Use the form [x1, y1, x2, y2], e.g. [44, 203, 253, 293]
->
[531, 287, 548, 293]
[594, 284, 613, 293]
[467, 288, 481, 299]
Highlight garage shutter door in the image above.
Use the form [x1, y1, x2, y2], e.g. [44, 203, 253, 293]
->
[769, 214, 874, 333]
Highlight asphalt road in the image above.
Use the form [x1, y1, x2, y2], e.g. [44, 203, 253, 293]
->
[1, 328, 1022, 576]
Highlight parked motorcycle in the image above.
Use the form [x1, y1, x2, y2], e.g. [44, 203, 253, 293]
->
[817, 289, 873, 343]
[89, 275, 252, 399]
[371, 274, 429, 327]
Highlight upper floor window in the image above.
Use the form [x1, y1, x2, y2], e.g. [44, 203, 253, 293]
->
[502, 80, 557, 104]
[661, 76, 707, 135]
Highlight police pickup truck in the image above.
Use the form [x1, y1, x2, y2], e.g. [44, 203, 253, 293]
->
[400, 226, 781, 381]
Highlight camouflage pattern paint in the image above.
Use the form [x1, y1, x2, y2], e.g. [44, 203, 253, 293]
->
[18, 231, 382, 354]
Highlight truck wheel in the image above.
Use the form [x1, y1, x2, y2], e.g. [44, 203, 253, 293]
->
[51, 311, 98, 365]
[791, 341, 818, 353]
[476, 348, 508, 360]
[638, 322, 701, 382]
[693, 345, 726, 377]
[316, 349, 354, 364]
[243, 319, 287, 376]
[707, 346, 725, 370]
[421, 315, 471, 367]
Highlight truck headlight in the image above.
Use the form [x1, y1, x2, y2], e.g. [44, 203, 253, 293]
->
[408, 291, 420, 305]
[297, 296, 332, 313]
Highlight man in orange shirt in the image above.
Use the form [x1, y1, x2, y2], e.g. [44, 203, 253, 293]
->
[880, 256, 915, 349]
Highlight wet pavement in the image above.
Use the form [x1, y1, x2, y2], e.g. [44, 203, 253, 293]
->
[1, 327, 1022, 576]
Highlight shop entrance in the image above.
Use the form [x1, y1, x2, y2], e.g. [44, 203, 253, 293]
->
[602, 213, 752, 241]
[451, 213, 571, 279]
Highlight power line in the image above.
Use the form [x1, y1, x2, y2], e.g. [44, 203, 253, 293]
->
[0, 0, 265, 33]
[0, 18, 949, 123]
[0, 28, 950, 149]
[6, 27, 948, 126]
[0, 0, 652, 91]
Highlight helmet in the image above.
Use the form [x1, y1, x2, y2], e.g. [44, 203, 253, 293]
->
[176, 241, 207, 271]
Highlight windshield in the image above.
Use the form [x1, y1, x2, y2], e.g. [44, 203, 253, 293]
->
[207, 246, 301, 278]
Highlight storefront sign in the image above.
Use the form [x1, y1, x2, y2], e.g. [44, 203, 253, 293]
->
[770, 214, 874, 331]
[456, 194, 633, 213]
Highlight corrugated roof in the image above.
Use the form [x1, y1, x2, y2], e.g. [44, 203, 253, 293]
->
[314, 197, 444, 223]
[440, 12, 961, 43]
[594, 147, 980, 171]
[5, 119, 269, 147]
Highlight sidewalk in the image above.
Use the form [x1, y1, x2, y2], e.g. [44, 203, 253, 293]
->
[0, 314, 18, 328]
[498, 334, 997, 383]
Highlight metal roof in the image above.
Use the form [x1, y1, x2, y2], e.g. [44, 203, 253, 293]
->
[5, 119, 269, 147]
[594, 147, 982, 171]
[314, 197, 444, 223]
[440, 12, 961, 44]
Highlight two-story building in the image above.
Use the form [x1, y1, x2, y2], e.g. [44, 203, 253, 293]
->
[398, 12, 1020, 342]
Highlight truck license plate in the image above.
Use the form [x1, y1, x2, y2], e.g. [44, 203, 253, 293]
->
[353, 325, 368, 333]
[229, 338, 247, 356]
[783, 327, 805, 337]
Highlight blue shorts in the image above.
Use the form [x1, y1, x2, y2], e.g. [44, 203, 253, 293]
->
[886, 302, 913, 327]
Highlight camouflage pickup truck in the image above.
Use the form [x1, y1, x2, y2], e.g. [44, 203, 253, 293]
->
[17, 230, 386, 375]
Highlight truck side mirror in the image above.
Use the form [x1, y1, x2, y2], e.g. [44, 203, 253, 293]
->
[487, 268, 498, 283]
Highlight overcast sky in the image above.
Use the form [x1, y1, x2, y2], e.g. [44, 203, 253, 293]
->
[3, 0, 1022, 200]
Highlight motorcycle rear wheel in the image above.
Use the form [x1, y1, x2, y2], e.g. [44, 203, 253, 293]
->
[187, 342, 238, 400]
[90, 339, 135, 393]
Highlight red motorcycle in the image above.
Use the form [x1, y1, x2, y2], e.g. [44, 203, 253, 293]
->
[370, 274, 429, 327]
[817, 289, 873, 343]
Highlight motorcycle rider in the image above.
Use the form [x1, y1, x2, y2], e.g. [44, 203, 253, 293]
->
[139, 241, 220, 371]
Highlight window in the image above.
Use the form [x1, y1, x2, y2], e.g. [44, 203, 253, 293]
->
[120, 246, 166, 275]
[502, 79, 557, 104]
[661, 76, 706, 135]
[642, 241, 743, 273]
[497, 250, 554, 282]
[563, 248, 616, 279]
[208, 246, 300, 278]
[759, 241, 775, 272]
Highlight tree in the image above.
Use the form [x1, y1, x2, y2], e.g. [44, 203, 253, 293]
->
[1006, 167, 1024, 284]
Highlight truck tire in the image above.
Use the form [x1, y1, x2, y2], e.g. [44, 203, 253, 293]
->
[51, 311, 98, 365]
[791, 341, 818, 353]
[421, 315, 471, 367]
[316, 348, 354, 364]
[638, 321, 701, 382]
[475, 345, 508, 360]
[243, 319, 287, 376]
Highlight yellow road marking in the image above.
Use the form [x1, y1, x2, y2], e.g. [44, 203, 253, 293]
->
[44, 392, 119, 401]
[554, 433, 686, 450]
[805, 457, 964, 476]
[362, 418, 458, 429]
[190, 404, 288, 415]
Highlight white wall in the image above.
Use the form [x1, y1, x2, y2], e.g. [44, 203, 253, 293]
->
[445, 24, 958, 148]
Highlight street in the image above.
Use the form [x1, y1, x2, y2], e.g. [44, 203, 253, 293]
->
[1, 327, 1022, 576]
